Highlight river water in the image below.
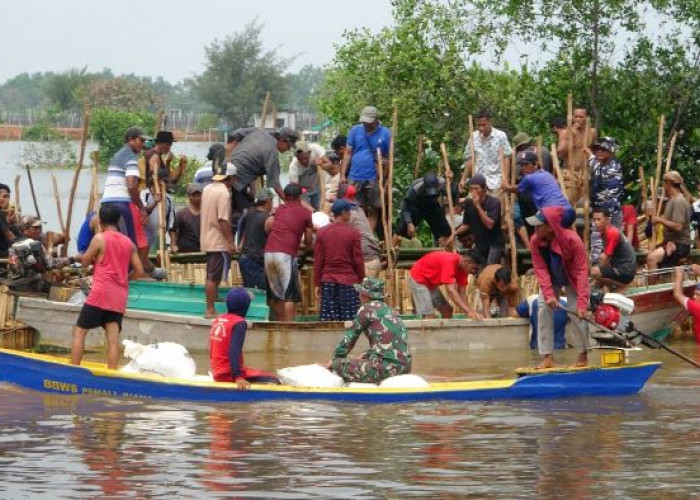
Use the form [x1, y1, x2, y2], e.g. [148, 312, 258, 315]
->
[1, 345, 700, 497]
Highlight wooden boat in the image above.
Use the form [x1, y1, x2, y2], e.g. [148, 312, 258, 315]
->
[0, 348, 661, 403]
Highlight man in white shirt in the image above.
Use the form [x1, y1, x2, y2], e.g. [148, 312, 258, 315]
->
[458, 109, 511, 192]
[288, 141, 328, 210]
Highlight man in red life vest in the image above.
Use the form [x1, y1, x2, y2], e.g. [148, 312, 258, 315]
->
[209, 288, 280, 390]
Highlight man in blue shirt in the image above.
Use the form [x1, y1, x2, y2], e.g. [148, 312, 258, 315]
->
[339, 106, 392, 232]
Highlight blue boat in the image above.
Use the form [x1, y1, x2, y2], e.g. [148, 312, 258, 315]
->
[0, 349, 661, 404]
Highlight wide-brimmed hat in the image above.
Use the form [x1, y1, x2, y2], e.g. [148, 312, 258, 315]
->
[155, 131, 175, 144]
[354, 277, 385, 299]
[513, 132, 531, 149]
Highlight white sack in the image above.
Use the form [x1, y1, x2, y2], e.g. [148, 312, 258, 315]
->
[379, 374, 430, 388]
[277, 364, 344, 388]
[120, 340, 196, 379]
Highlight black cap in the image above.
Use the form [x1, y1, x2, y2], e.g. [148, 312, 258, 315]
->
[283, 183, 302, 199]
[275, 127, 299, 145]
[516, 151, 538, 165]
[423, 172, 439, 196]
[155, 131, 175, 144]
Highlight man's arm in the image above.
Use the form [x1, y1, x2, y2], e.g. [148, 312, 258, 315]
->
[339, 146, 354, 183]
[228, 321, 250, 390]
[445, 282, 482, 320]
[170, 155, 187, 184]
[480, 292, 492, 319]
[218, 218, 236, 254]
[473, 197, 497, 230]
[79, 233, 104, 267]
[673, 266, 687, 306]
[302, 226, 313, 251]
[264, 216, 274, 233]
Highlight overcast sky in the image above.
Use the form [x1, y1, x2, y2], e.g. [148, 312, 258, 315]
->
[0, 0, 394, 84]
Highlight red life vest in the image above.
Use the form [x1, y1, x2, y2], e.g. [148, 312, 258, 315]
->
[209, 313, 249, 382]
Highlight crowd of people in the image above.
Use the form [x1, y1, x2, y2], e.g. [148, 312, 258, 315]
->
[6, 101, 700, 382]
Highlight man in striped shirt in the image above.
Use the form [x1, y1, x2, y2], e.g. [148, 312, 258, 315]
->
[101, 126, 153, 271]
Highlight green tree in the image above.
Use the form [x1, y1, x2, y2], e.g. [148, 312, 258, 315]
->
[195, 21, 290, 127]
[42, 67, 93, 112]
[284, 65, 325, 110]
[90, 108, 156, 165]
[81, 77, 162, 111]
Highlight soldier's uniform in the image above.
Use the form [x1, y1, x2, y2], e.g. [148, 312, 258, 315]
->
[331, 278, 412, 383]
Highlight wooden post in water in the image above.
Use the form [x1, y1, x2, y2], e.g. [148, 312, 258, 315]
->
[260, 92, 271, 129]
[51, 173, 66, 237]
[63, 103, 91, 256]
[13, 175, 20, 216]
[25, 165, 41, 219]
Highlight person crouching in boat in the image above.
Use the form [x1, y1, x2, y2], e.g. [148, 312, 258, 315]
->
[209, 288, 280, 390]
[673, 266, 700, 344]
[70, 204, 144, 370]
[327, 278, 412, 384]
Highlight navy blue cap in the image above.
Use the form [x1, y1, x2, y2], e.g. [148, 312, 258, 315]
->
[226, 288, 252, 315]
[331, 198, 353, 215]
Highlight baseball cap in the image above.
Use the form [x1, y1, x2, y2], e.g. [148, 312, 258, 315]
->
[331, 198, 353, 215]
[593, 137, 618, 153]
[275, 127, 299, 145]
[525, 210, 547, 227]
[423, 172, 439, 196]
[21, 215, 42, 229]
[226, 288, 252, 315]
[337, 183, 357, 200]
[295, 141, 312, 154]
[186, 182, 204, 194]
[125, 126, 149, 141]
[513, 132, 531, 149]
[470, 173, 487, 187]
[516, 151, 538, 165]
[359, 106, 378, 123]
[211, 162, 237, 181]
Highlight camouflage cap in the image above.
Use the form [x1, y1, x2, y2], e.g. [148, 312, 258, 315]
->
[354, 277, 385, 299]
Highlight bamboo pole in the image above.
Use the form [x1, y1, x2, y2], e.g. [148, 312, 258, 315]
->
[566, 94, 574, 170]
[153, 160, 168, 271]
[650, 177, 657, 251]
[13, 175, 20, 215]
[25, 165, 40, 219]
[62, 103, 91, 256]
[550, 144, 569, 200]
[509, 145, 518, 278]
[468, 115, 476, 179]
[87, 151, 100, 216]
[376, 148, 393, 305]
[413, 135, 424, 179]
[387, 107, 398, 303]
[639, 166, 647, 211]
[651, 115, 666, 250]
[583, 117, 592, 249]
[51, 173, 66, 236]
[536, 135, 544, 169]
[664, 132, 678, 174]
[260, 91, 271, 129]
[439, 143, 456, 240]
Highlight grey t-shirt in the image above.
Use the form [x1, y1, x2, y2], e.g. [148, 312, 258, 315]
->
[348, 206, 380, 261]
[663, 194, 691, 246]
[230, 129, 282, 192]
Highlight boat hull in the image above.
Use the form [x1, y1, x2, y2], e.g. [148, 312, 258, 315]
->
[0, 349, 661, 403]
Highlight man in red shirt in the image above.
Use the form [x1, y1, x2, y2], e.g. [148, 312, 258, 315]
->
[590, 208, 637, 289]
[673, 266, 700, 344]
[70, 204, 144, 369]
[408, 250, 483, 319]
[527, 210, 590, 369]
[314, 199, 365, 321]
[264, 184, 313, 321]
[210, 288, 280, 389]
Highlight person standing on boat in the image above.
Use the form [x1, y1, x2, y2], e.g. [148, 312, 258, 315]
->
[238, 189, 274, 290]
[408, 250, 484, 320]
[314, 199, 365, 321]
[200, 161, 237, 318]
[673, 266, 700, 344]
[143, 131, 187, 190]
[396, 172, 455, 246]
[210, 288, 280, 390]
[328, 278, 412, 384]
[526, 211, 590, 369]
[590, 208, 637, 289]
[338, 183, 383, 278]
[101, 126, 151, 272]
[170, 183, 203, 254]
[458, 109, 511, 193]
[554, 106, 597, 205]
[70, 204, 144, 370]
[647, 170, 691, 271]
[263, 184, 313, 321]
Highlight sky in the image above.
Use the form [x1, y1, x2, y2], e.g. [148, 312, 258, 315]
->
[0, 0, 395, 84]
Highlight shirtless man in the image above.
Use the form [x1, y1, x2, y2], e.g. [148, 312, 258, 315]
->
[555, 107, 597, 204]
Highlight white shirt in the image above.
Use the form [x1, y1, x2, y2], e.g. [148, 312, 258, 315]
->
[463, 127, 511, 190]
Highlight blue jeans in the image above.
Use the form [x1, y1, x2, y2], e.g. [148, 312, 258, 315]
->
[238, 256, 266, 290]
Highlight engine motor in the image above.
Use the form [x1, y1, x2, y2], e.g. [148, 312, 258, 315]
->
[588, 291, 647, 348]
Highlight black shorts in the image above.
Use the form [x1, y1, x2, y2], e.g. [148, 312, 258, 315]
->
[660, 243, 691, 268]
[351, 180, 382, 210]
[601, 266, 635, 285]
[76, 304, 123, 331]
[206, 252, 230, 283]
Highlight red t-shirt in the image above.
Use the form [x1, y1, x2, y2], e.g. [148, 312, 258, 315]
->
[621, 204, 639, 249]
[264, 202, 312, 256]
[683, 298, 700, 344]
[410, 251, 468, 289]
[602, 225, 621, 256]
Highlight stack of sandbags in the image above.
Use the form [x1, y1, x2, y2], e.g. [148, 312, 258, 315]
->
[120, 340, 197, 379]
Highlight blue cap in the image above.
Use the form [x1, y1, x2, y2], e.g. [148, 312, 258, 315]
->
[226, 288, 252, 315]
[331, 198, 353, 215]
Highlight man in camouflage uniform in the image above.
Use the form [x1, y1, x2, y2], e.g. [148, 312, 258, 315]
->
[329, 278, 412, 383]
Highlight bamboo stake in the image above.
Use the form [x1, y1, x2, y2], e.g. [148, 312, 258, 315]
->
[509, 145, 518, 278]
[63, 103, 91, 256]
[25, 165, 40, 219]
[317, 160, 326, 210]
[260, 91, 271, 129]
[651, 115, 666, 251]
[387, 107, 398, 303]
[664, 132, 678, 174]
[87, 151, 99, 216]
[583, 116, 592, 250]
[536, 135, 544, 169]
[566, 94, 574, 170]
[439, 143, 456, 244]
[550, 144, 569, 200]
[639, 166, 647, 210]
[468, 115, 476, 178]
[650, 177, 657, 251]
[51, 173, 66, 236]
[413, 135, 424, 179]
[153, 163, 168, 271]
[13, 175, 20, 215]
[376, 147, 392, 305]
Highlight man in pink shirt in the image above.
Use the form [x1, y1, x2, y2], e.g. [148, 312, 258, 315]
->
[70, 204, 144, 369]
[408, 250, 483, 319]
[673, 265, 700, 344]
[527, 210, 590, 369]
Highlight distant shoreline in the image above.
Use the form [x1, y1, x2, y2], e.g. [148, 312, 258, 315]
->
[0, 125, 213, 142]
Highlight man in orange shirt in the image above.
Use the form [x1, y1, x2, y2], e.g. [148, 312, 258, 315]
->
[408, 250, 483, 319]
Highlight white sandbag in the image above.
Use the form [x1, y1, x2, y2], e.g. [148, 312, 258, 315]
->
[312, 211, 330, 228]
[277, 364, 344, 388]
[121, 340, 196, 379]
[379, 374, 430, 388]
[345, 382, 378, 388]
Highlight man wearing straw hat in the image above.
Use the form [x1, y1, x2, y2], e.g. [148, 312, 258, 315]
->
[647, 170, 691, 271]
[327, 278, 412, 384]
